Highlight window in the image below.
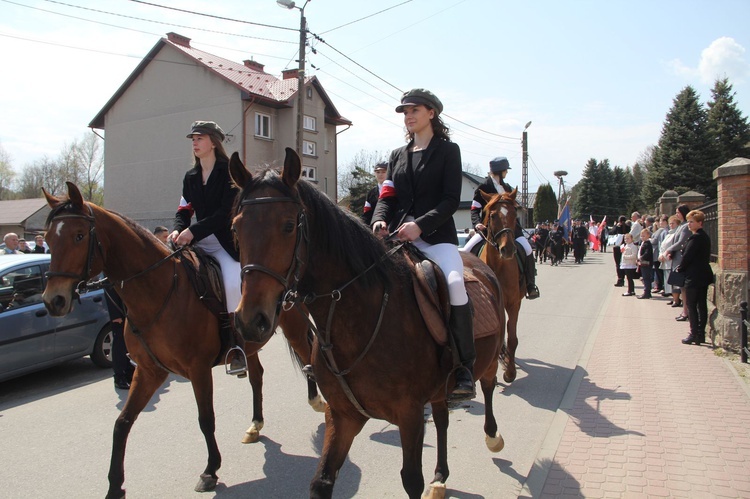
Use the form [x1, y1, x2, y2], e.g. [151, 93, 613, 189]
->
[301, 166, 317, 181]
[255, 112, 271, 138]
[303, 115, 317, 131]
[0, 265, 43, 311]
[302, 140, 316, 157]
[306, 87, 313, 99]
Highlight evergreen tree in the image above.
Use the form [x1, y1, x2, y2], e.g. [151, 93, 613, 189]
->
[611, 166, 631, 219]
[572, 158, 613, 219]
[346, 166, 375, 215]
[707, 77, 750, 166]
[533, 183, 557, 223]
[643, 86, 715, 204]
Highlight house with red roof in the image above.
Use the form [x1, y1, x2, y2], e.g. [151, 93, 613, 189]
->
[90, 32, 351, 229]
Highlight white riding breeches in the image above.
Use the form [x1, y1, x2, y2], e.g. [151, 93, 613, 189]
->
[412, 238, 468, 306]
[460, 232, 532, 257]
[517, 236, 532, 256]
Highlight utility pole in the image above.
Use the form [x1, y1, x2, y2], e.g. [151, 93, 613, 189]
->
[295, 8, 307, 157]
[277, 0, 309, 157]
[521, 121, 532, 227]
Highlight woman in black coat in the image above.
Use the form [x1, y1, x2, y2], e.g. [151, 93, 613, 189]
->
[674, 210, 714, 345]
[371, 88, 474, 401]
[170, 120, 245, 374]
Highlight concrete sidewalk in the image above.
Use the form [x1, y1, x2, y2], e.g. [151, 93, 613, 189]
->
[523, 277, 750, 498]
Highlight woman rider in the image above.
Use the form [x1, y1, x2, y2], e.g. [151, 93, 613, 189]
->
[371, 88, 475, 401]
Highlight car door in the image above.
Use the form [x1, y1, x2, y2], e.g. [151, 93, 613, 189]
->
[0, 263, 56, 378]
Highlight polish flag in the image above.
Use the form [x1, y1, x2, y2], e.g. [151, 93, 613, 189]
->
[363, 200, 372, 214]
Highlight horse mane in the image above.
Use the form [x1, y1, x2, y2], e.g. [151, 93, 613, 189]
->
[237, 169, 400, 290]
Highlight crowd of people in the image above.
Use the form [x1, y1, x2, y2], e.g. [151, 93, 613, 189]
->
[608, 206, 714, 346]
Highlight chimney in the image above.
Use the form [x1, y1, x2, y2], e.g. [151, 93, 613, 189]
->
[167, 32, 191, 48]
[243, 60, 265, 72]
[282, 69, 299, 80]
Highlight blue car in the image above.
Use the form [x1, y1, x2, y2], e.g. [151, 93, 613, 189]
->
[0, 254, 112, 382]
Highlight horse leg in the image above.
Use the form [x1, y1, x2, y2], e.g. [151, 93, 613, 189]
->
[503, 304, 519, 383]
[106, 367, 168, 499]
[189, 370, 222, 492]
[481, 374, 504, 452]
[310, 409, 366, 499]
[396, 407, 427, 499]
[242, 352, 265, 444]
[279, 309, 326, 413]
[425, 401, 449, 499]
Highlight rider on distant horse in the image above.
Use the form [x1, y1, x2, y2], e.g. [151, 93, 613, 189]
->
[462, 157, 540, 299]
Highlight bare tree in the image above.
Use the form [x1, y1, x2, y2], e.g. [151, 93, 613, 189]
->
[0, 142, 16, 200]
[338, 149, 389, 201]
[17, 157, 63, 198]
[73, 132, 104, 204]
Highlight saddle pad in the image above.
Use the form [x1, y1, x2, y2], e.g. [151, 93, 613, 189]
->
[180, 247, 226, 319]
[412, 264, 502, 346]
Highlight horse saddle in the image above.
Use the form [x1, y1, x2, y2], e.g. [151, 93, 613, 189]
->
[179, 246, 226, 319]
[402, 244, 501, 346]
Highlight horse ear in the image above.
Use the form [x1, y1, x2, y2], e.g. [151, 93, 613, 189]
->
[479, 190, 494, 203]
[66, 182, 85, 208]
[509, 187, 518, 200]
[281, 147, 301, 188]
[43, 187, 65, 209]
[229, 152, 252, 188]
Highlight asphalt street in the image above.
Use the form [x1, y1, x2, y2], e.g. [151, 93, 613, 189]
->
[0, 249, 615, 498]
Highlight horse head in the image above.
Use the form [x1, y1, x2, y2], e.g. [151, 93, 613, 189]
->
[229, 148, 307, 344]
[41, 182, 103, 316]
[480, 188, 520, 260]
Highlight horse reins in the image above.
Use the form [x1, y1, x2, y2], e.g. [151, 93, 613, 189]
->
[45, 203, 184, 374]
[237, 193, 402, 419]
[483, 198, 518, 255]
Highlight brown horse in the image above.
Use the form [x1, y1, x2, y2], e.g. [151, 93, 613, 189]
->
[41, 182, 324, 499]
[478, 189, 525, 383]
[228, 149, 509, 499]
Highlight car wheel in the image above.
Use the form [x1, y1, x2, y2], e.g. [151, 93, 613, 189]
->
[91, 324, 113, 368]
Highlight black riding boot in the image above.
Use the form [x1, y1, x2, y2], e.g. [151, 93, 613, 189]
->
[449, 303, 476, 401]
[525, 254, 540, 299]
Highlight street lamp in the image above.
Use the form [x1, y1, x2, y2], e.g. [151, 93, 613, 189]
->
[553, 170, 568, 216]
[277, 0, 310, 156]
[521, 121, 532, 227]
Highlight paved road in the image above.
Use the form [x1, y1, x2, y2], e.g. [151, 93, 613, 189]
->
[1, 250, 614, 498]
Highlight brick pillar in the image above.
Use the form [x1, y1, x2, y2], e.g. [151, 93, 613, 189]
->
[713, 157, 750, 350]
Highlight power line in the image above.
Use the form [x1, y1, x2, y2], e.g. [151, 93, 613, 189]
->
[319, 0, 413, 35]
[126, 0, 297, 32]
[31, 0, 295, 44]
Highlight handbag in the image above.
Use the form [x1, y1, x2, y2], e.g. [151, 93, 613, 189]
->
[667, 270, 686, 287]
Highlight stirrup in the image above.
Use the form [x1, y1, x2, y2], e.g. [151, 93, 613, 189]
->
[526, 285, 540, 300]
[448, 366, 476, 402]
[225, 346, 248, 377]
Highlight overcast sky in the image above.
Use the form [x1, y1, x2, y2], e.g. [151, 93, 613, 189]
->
[2, 0, 749, 196]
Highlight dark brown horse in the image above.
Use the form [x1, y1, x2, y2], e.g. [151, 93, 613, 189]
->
[478, 189, 523, 383]
[228, 148, 509, 499]
[41, 182, 324, 499]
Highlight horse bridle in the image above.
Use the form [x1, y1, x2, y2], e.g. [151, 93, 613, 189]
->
[237, 196, 308, 318]
[45, 204, 101, 293]
[485, 199, 517, 254]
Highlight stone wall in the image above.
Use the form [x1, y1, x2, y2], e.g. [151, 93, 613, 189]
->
[711, 157, 750, 351]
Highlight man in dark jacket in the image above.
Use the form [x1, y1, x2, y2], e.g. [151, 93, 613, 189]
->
[361, 162, 387, 226]
[571, 219, 588, 264]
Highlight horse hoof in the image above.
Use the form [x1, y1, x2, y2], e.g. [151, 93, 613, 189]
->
[503, 371, 516, 383]
[423, 481, 446, 499]
[242, 420, 264, 444]
[105, 489, 126, 499]
[194, 473, 218, 492]
[309, 395, 328, 413]
[486, 433, 505, 452]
